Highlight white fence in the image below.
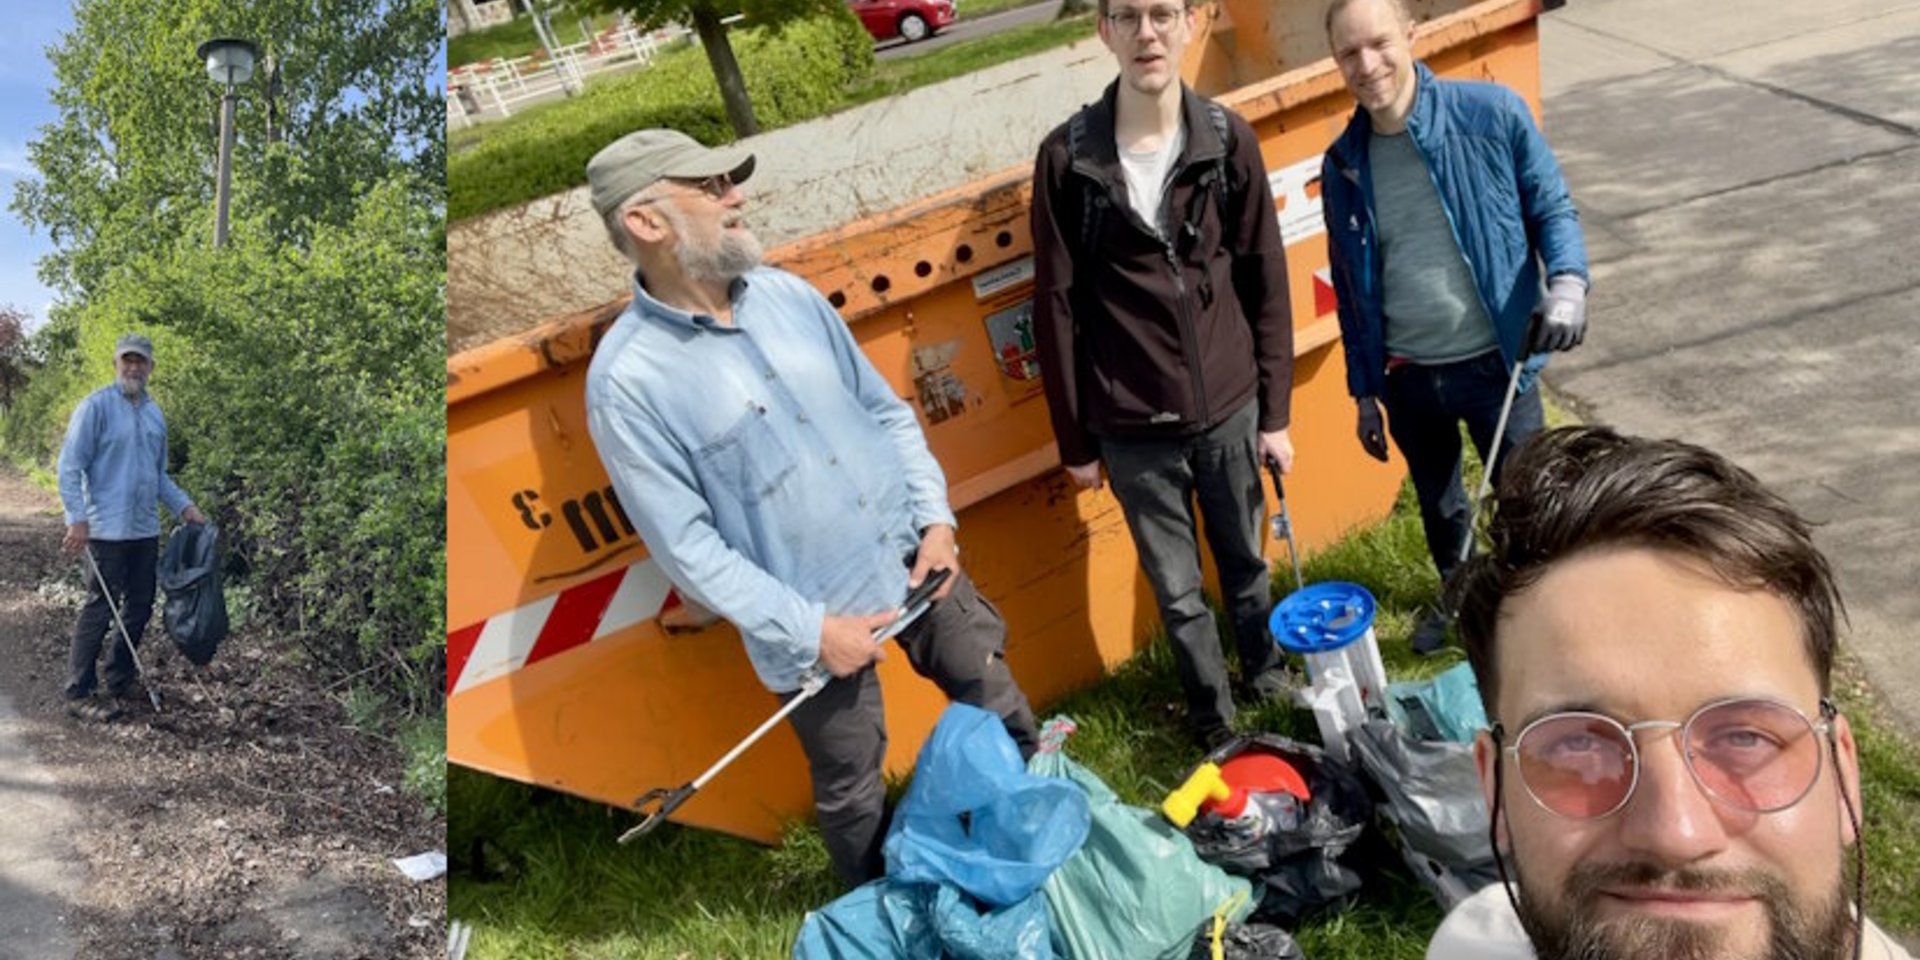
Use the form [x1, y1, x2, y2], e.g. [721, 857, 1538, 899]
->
[448, 19, 693, 129]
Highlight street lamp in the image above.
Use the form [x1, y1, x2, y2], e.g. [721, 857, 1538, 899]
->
[197, 37, 259, 248]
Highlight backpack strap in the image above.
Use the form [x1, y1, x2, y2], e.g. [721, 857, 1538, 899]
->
[1182, 101, 1236, 247]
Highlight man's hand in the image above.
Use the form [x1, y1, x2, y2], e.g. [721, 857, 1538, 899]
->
[181, 505, 207, 525]
[1258, 428, 1294, 475]
[909, 523, 960, 601]
[1356, 397, 1390, 462]
[817, 610, 898, 677]
[1065, 461, 1103, 491]
[62, 522, 89, 553]
[1532, 275, 1588, 353]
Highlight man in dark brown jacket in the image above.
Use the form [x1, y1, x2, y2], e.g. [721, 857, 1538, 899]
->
[1029, 0, 1295, 749]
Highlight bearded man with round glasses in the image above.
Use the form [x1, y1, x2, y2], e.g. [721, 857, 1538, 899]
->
[1430, 425, 1912, 960]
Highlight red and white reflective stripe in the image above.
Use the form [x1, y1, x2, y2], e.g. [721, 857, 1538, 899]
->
[447, 559, 676, 696]
[1313, 267, 1337, 317]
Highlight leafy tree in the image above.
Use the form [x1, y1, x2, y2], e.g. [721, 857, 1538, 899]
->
[0, 307, 30, 410]
[580, 0, 849, 139]
[7, 0, 446, 711]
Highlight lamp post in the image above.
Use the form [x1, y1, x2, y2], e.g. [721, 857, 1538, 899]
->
[196, 37, 259, 248]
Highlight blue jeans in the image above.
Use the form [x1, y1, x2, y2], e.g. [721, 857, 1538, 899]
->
[1101, 401, 1281, 735]
[1381, 351, 1545, 584]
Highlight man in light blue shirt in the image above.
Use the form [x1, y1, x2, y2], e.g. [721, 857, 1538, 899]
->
[582, 129, 1038, 886]
[57, 333, 204, 713]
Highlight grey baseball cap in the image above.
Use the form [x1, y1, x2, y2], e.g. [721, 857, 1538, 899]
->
[586, 129, 754, 219]
[115, 333, 154, 362]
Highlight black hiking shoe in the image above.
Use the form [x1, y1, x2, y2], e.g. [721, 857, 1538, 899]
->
[1240, 665, 1297, 704]
[66, 699, 123, 723]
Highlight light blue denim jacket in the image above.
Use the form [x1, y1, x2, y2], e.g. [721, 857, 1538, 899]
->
[584, 267, 956, 693]
[57, 385, 194, 540]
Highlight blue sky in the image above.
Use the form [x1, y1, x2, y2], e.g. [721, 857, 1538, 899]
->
[0, 5, 70, 331]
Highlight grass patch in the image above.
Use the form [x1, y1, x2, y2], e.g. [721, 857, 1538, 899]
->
[845, 14, 1097, 107]
[401, 710, 449, 818]
[449, 14, 1095, 223]
[955, 0, 1057, 20]
[1836, 659, 1920, 934]
[451, 12, 624, 69]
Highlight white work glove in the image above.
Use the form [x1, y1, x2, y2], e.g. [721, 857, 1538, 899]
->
[1531, 275, 1588, 353]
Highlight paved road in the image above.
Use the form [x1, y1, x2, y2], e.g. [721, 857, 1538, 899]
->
[1538, 0, 1920, 734]
[876, 0, 1063, 60]
[0, 478, 81, 959]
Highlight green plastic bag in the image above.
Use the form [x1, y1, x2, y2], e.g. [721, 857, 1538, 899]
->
[1029, 718, 1253, 960]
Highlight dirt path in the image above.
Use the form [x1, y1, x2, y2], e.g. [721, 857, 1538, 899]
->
[0, 466, 443, 960]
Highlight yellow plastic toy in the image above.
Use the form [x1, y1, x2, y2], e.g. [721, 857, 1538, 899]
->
[1162, 762, 1234, 827]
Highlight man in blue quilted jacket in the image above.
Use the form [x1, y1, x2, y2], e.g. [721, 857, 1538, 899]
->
[1320, 0, 1589, 653]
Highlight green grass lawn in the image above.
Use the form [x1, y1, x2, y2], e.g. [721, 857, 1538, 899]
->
[447, 401, 1920, 957]
[449, 14, 1096, 221]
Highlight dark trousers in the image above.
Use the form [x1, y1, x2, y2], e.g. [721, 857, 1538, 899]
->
[785, 567, 1038, 886]
[1381, 351, 1546, 585]
[68, 537, 159, 698]
[1101, 401, 1281, 736]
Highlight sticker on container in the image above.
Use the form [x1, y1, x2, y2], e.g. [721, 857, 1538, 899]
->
[912, 339, 972, 425]
[971, 256, 1035, 300]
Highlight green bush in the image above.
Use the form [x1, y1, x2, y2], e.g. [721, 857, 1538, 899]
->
[449, 11, 873, 222]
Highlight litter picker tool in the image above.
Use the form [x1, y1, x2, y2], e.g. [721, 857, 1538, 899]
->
[618, 567, 952, 844]
[1266, 458, 1305, 595]
[81, 546, 163, 712]
[1453, 312, 1545, 571]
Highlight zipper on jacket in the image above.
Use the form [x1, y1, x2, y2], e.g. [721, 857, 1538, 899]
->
[1154, 150, 1211, 429]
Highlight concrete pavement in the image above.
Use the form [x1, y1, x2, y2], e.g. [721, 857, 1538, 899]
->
[0, 687, 80, 959]
[1537, 0, 1920, 734]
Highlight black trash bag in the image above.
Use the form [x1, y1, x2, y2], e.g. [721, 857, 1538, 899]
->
[158, 522, 228, 665]
[1188, 920, 1305, 960]
[1183, 733, 1376, 924]
[1350, 719, 1500, 909]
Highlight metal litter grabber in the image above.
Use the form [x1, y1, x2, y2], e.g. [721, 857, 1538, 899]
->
[618, 567, 952, 844]
[1453, 313, 1546, 572]
[1266, 458, 1305, 595]
[81, 546, 163, 712]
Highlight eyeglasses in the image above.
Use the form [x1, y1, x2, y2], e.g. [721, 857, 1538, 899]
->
[1105, 4, 1187, 33]
[632, 173, 735, 209]
[1494, 696, 1835, 820]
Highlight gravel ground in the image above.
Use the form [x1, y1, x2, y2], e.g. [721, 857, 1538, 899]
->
[0, 466, 444, 960]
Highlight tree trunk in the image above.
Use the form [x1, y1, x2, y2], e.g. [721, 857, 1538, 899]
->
[689, 3, 759, 139]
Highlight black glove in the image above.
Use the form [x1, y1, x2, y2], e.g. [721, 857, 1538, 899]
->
[1356, 397, 1389, 462]
[1532, 275, 1588, 353]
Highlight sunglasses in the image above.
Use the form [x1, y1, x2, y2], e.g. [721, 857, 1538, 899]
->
[632, 173, 736, 209]
[1494, 696, 1836, 819]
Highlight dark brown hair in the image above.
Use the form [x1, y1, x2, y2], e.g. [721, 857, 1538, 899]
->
[1455, 426, 1844, 719]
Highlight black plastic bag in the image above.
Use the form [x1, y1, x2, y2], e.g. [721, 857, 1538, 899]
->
[1350, 719, 1500, 909]
[159, 523, 228, 665]
[1183, 733, 1375, 924]
[1188, 920, 1305, 960]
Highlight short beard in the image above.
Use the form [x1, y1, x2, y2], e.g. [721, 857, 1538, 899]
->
[656, 203, 762, 284]
[1513, 859, 1854, 960]
[117, 374, 146, 398]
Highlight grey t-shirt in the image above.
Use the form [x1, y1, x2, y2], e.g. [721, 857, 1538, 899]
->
[1370, 130, 1498, 364]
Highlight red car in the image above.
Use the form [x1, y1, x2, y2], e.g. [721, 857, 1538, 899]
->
[848, 0, 956, 43]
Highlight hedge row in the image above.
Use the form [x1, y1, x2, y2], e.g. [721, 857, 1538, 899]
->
[449, 12, 874, 223]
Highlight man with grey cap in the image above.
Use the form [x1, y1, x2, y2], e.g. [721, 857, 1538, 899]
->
[582, 129, 1039, 886]
[56, 333, 204, 717]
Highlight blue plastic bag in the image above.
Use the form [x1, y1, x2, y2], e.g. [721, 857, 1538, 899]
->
[1386, 661, 1488, 743]
[883, 703, 1091, 907]
[793, 880, 1055, 960]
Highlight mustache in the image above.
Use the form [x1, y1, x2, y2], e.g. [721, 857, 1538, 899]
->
[1567, 860, 1789, 900]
